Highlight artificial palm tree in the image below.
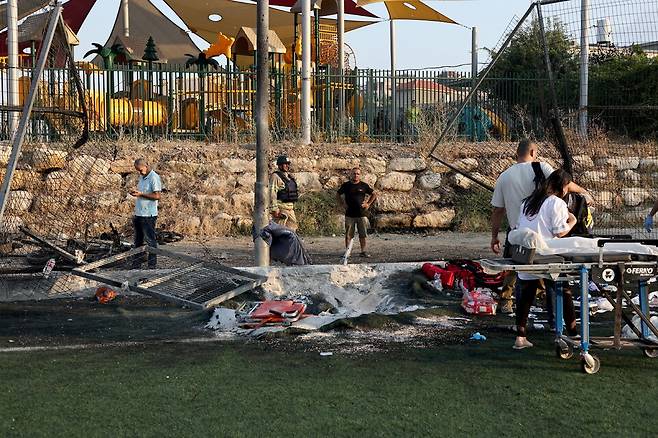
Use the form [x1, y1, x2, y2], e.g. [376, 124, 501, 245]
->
[84, 43, 131, 70]
[185, 53, 220, 136]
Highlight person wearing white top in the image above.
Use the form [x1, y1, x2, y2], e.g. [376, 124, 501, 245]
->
[513, 169, 577, 350]
[491, 139, 589, 314]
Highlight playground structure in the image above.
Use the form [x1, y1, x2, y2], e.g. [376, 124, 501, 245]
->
[2, 0, 516, 143]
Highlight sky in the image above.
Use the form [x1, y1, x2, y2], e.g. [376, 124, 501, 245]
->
[74, 0, 534, 71]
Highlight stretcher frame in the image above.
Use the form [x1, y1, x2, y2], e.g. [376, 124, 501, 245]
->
[480, 240, 658, 374]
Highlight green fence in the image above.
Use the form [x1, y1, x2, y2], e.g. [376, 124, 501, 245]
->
[2, 62, 651, 144]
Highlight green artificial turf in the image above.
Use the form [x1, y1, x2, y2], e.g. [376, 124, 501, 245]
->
[2, 333, 658, 437]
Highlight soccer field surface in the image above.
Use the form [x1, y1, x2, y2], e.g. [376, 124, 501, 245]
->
[2, 332, 657, 437]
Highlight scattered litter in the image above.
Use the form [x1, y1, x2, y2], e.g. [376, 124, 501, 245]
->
[205, 308, 238, 331]
[320, 352, 333, 356]
[239, 300, 307, 329]
[533, 324, 545, 330]
[95, 286, 118, 304]
[631, 292, 658, 307]
[8, 340, 14, 343]
[470, 332, 487, 341]
[622, 315, 658, 342]
[42, 258, 56, 278]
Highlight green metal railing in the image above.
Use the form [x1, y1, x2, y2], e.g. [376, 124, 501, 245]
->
[5, 62, 636, 144]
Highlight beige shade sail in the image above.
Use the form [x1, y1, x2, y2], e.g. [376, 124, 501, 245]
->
[385, 1, 457, 23]
[162, 0, 376, 47]
[92, 0, 200, 65]
[0, 0, 50, 30]
[357, 0, 458, 23]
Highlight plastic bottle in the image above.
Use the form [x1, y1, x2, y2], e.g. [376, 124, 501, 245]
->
[432, 273, 443, 291]
[42, 258, 56, 278]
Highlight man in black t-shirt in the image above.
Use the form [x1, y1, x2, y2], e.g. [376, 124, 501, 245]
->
[337, 167, 377, 257]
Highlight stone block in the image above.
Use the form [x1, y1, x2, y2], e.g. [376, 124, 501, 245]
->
[621, 188, 650, 206]
[596, 157, 640, 170]
[376, 172, 415, 191]
[360, 157, 387, 174]
[68, 155, 111, 175]
[237, 173, 256, 189]
[110, 159, 135, 174]
[455, 158, 478, 172]
[412, 209, 455, 229]
[221, 158, 255, 173]
[317, 157, 355, 171]
[580, 171, 607, 185]
[573, 155, 594, 169]
[618, 169, 640, 184]
[639, 158, 658, 172]
[374, 192, 416, 213]
[294, 172, 322, 192]
[592, 191, 614, 210]
[0, 215, 23, 234]
[388, 157, 426, 172]
[24, 148, 67, 171]
[231, 192, 255, 215]
[374, 214, 413, 229]
[6, 190, 33, 212]
[417, 172, 442, 190]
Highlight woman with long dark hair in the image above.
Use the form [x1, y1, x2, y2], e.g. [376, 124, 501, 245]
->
[514, 169, 578, 350]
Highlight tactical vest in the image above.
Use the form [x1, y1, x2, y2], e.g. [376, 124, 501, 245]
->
[275, 171, 299, 203]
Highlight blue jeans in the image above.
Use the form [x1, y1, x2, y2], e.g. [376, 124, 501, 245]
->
[133, 216, 157, 268]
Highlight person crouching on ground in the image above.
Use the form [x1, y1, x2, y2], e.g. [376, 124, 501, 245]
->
[514, 169, 578, 350]
[337, 167, 377, 258]
[270, 155, 299, 231]
[130, 158, 162, 268]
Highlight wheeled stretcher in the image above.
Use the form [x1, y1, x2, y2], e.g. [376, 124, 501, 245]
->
[480, 239, 658, 374]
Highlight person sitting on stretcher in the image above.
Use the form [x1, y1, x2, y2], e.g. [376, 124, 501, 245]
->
[514, 169, 579, 350]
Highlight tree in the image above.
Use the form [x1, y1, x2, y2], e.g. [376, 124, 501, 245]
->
[142, 36, 159, 66]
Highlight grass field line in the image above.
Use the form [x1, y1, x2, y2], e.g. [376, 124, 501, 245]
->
[0, 336, 226, 353]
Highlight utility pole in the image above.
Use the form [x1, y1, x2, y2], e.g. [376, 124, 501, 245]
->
[579, 0, 589, 138]
[7, 0, 19, 136]
[389, 19, 396, 142]
[337, 0, 345, 138]
[254, 0, 270, 267]
[300, 0, 312, 144]
[471, 26, 478, 141]
[122, 0, 130, 37]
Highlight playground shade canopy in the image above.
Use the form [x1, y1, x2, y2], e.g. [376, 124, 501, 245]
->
[281, 0, 379, 18]
[382, 1, 458, 23]
[163, 0, 377, 47]
[0, 0, 95, 57]
[93, 0, 200, 65]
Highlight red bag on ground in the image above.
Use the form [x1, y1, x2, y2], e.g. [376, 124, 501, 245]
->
[448, 259, 505, 289]
[444, 263, 476, 291]
[461, 288, 497, 315]
[421, 263, 455, 289]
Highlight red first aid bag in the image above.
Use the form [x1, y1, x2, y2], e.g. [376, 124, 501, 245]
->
[421, 263, 455, 289]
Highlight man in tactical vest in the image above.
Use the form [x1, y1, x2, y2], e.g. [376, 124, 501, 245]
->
[270, 155, 299, 231]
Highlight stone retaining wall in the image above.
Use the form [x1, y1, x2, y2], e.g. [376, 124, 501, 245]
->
[1, 141, 656, 238]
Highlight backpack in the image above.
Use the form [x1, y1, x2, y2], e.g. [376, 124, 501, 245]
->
[531, 163, 594, 236]
[275, 171, 299, 203]
[564, 192, 594, 237]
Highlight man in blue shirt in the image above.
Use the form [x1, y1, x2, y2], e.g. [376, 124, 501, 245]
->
[130, 158, 162, 268]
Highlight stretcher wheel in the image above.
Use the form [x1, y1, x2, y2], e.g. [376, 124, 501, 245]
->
[580, 354, 601, 375]
[643, 348, 658, 358]
[555, 344, 573, 360]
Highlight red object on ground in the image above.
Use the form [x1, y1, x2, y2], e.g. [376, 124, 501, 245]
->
[421, 263, 455, 289]
[249, 300, 306, 320]
[444, 264, 477, 291]
[461, 289, 497, 315]
[95, 286, 117, 304]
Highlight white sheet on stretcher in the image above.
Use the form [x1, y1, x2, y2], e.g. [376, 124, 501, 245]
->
[508, 229, 658, 257]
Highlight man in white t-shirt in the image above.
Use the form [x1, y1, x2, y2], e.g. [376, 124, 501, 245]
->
[490, 139, 588, 312]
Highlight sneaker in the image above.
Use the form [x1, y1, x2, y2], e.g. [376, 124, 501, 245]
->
[359, 252, 371, 258]
[513, 337, 534, 350]
[500, 300, 514, 314]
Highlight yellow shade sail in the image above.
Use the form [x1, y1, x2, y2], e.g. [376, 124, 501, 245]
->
[356, 0, 459, 24]
[163, 0, 376, 47]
